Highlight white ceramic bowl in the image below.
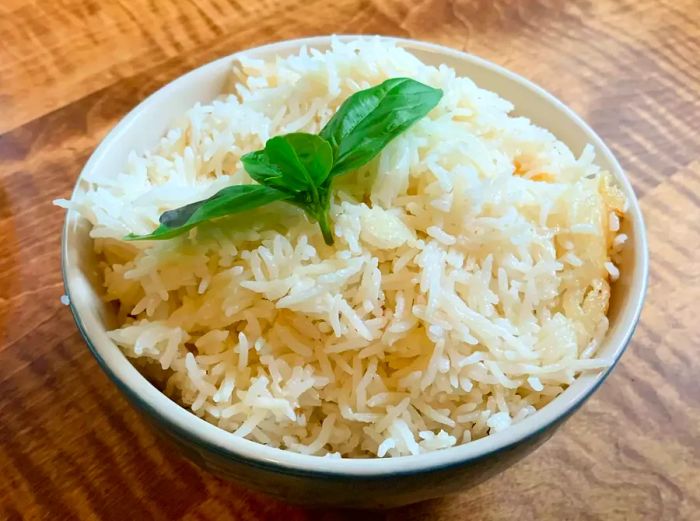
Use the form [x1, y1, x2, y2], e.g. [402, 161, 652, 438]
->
[62, 35, 648, 508]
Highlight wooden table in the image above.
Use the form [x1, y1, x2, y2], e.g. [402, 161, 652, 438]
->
[1, 0, 698, 519]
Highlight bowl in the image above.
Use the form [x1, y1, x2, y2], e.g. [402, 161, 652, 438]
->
[61, 35, 648, 508]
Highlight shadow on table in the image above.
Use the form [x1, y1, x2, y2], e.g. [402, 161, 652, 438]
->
[197, 474, 479, 521]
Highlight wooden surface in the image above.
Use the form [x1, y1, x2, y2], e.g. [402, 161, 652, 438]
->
[0, 0, 698, 519]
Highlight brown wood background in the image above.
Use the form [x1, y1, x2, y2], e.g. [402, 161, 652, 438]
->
[1, 0, 698, 519]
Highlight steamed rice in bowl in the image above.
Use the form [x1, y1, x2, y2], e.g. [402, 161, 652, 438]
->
[56, 38, 628, 458]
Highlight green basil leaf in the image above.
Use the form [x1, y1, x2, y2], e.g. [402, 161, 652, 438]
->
[241, 133, 333, 200]
[320, 78, 442, 176]
[125, 184, 290, 240]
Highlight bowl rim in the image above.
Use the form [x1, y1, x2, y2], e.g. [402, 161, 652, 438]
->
[62, 34, 649, 477]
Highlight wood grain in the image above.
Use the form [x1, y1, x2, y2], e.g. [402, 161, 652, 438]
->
[1, 0, 698, 519]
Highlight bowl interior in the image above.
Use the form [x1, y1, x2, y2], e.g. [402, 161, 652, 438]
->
[63, 36, 647, 476]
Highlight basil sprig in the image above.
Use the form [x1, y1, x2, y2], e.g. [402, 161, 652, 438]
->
[126, 77, 442, 244]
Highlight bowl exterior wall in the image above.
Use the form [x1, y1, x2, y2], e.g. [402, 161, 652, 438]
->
[139, 406, 563, 508]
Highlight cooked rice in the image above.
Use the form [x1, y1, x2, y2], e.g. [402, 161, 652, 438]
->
[57, 37, 627, 457]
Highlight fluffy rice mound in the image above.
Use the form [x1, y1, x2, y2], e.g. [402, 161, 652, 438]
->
[58, 38, 628, 457]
